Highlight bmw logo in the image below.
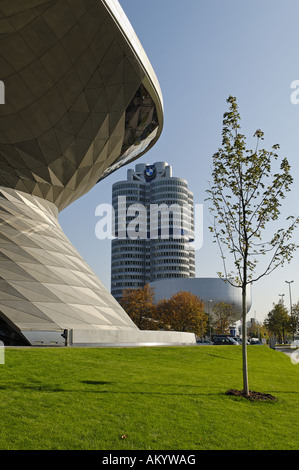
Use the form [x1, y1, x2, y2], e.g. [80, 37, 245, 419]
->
[144, 165, 156, 180]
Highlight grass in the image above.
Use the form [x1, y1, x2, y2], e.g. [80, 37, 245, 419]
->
[0, 345, 298, 450]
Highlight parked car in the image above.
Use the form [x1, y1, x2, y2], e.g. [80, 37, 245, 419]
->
[212, 336, 239, 345]
[196, 339, 212, 345]
[232, 336, 242, 344]
[249, 338, 263, 345]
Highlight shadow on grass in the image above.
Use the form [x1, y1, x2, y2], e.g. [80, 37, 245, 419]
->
[0, 380, 111, 392]
[81, 380, 113, 385]
[199, 352, 240, 361]
[0, 381, 296, 400]
[0, 381, 224, 397]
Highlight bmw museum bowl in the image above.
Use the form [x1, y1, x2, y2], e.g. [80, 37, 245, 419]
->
[0, 1, 196, 347]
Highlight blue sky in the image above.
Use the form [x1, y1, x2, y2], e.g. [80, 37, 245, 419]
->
[59, 0, 299, 322]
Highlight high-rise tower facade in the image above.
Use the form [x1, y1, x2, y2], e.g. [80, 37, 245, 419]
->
[111, 162, 195, 299]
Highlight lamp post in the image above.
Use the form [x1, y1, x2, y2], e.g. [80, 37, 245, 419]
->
[279, 293, 285, 304]
[285, 280, 294, 340]
[208, 300, 212, 341]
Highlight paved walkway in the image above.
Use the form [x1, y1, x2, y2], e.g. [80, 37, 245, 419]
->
[274, 346, 295, 358]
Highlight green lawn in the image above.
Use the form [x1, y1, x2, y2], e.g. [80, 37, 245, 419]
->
[0, 345, 298, 450]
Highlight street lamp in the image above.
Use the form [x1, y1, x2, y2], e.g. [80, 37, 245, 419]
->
[208, 300, 212, 341]
[285, 280, 294, 340]
[279, 293, 285, 304]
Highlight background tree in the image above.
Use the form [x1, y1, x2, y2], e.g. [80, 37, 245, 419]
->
[264, 302, 291, 344]
[290, 301, 299, 339]
[212, 302, 237, 334]
[247, 320, 268, 341]
[156, 291, 206, 337]
[119, 284, 158, 330]
[206, 96, 299, 396]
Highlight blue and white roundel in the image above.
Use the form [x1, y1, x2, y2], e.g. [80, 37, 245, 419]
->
[144, 165, 156, 180]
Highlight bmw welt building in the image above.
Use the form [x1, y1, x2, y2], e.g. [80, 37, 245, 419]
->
[0, 0, 195, 346]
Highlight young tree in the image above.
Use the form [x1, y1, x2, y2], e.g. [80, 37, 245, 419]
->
[206, 96, 299, 396]
[119, 284, 158, 330]
[156, 291, 206, 337]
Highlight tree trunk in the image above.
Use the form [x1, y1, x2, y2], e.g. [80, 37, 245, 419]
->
[242, 284, 249, 395]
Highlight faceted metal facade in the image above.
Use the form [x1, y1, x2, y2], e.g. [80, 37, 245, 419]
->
[0, 187, 138, 345]
[0, 0, 165, 345]
[0, 0, 163, 211]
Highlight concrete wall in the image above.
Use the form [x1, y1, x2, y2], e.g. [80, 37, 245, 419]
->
[70, 328, 196, 347]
